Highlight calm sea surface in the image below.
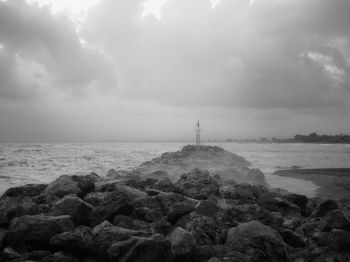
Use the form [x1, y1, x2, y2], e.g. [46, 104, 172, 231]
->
[0, 142, 349, 196]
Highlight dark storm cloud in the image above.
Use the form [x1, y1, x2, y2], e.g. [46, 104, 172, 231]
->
[83, 0, 350, 110]
[0, 0, 117, 99]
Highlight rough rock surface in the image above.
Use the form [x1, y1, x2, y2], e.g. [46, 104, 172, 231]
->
[136, 145, 268, 186]
[0, 145, 348, 262]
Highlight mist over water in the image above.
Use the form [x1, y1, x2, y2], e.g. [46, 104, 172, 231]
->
[0, 142, 349, 195]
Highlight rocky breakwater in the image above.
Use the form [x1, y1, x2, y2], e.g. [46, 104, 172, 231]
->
[0, 146, 348, 261]
[135, 145, 268, 186]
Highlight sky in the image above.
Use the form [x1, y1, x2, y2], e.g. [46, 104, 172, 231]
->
[0, 0, 350, 142]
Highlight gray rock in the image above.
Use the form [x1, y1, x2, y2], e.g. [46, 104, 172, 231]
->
[9, 214, 74, 244]
[43, 175, 95, 199]
[92, 225, 146, 260]
[186, 216, 226, 245]
[318, 208, 350, 232]
[108, 234, 173, 262]
[49, 226, 93, 253]
[175, 169, 220, 199]
[226, 221, 287, 262]
[1, 184, 47, 198]
[310, 199, 339, 218]
[50, 194, 93, 226]
[168, 227, 195, 255]
[258, 191, 300, 216]
[278, 229, 307, 248]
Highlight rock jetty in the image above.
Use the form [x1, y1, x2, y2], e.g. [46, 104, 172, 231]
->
[0, 145, 348, 261]
[136, 145, 268, 186]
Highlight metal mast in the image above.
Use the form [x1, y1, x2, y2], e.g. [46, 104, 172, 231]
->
[195, 120, 201, 146]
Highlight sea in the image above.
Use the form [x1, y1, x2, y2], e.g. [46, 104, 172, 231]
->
[0, 142, 350, 196]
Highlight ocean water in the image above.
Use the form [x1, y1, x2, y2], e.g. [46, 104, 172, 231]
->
[0, 142, 349, 196]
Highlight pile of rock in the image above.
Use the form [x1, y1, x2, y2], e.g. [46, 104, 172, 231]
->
[135, 145, 268, 186]
[0, 146, 349, 261]
[0, 168, 348, 262]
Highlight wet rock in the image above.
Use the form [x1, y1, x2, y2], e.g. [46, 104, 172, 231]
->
[258, 191, 301, 216]
[3, 231, 26, 253]
[0, 196, 42, 226]
[310, 199, 339, 218]
[245, 169, 268, 188]
[92, 225, 146, 260]
[218, 204, 282, 230]
[186, 216, 226, 245]
[112, 215, 151, 232]
[43, 175, 95, 199]
[168, 227, 195, 255]
[88, 187, 143, 226]
[108, 234, 173, 262]
[18, 250, 52, 260]
[318, 209, 350, 232]
[85, 172, 104, 183]
[121, 170, 176, 192]
[327, 229, 350, 252]
[1, 184, 47, 198]
[175, 169, 220, 199]
[226, 221, 287, 262]
[134, 192, 196, 223]
[40, 251, 79, 262]
[220, 183, 268, 204]
[282, 216, 306, 230]
[91, 220, 113, 235]
[2, 247, 20, 260]
[50, 194, 93, 226]
[295, 221, 320, 238]
[189, 245, 227, 262]
[193, 200, 220, 218]
[9, 214, 74, 245]
[311, 231, 331, 247]
[308, 247, 350, 262]
[278, 229, 307, 248]
[284, 193, 308, 216]
[49, 226, 93, 253]
[167, 198, 197, 224]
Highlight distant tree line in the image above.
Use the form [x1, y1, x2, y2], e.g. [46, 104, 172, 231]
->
[225, 132, 350, 144]
[292, 132, 350, 143]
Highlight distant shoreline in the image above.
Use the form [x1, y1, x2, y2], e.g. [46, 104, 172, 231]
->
[225, 132, 350, 144]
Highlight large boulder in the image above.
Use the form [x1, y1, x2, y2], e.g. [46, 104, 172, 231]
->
[136, 145, 267, 186]
[186, 216, 226, 245]
[133, 192, 197, 223]
[0, 196, 41, 226]
[175, 169, 220, 199]
[257, 192, 300, 216]
[9, 214, 74, 245]
[40, 251, 79, 262]
[118, 170, 176, 192]
[43, 175, 95, 199]
[226, 221, 287, 262]
[49, 226, 93, 253]
[1, 184, 47, 198]
[168, 227, 195, 256]
[220, 183, 268, 204]
[87, 186, 145, 226]
[50, 194, 93, 226]
[92, 225, 146, 260]
[318, 208, 350, 232]
[218, 204, 283, 230]
[278, 229, 307, 248]
[108, 234, 173, 262]
[310, 199, 339, 218]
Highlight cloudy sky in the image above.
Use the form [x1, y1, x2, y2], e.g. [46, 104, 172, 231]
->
[0, 0, 350, 142]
